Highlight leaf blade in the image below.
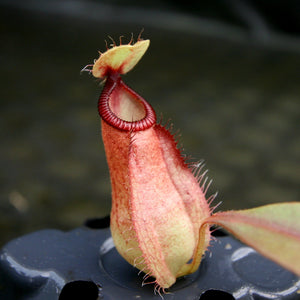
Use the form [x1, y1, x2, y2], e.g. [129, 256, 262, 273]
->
[206, 202, 300, 276]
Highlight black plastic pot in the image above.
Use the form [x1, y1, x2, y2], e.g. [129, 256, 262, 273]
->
[0, 216, 299, 300]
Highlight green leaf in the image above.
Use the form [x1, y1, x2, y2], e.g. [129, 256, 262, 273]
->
[205, 202, 300, 276]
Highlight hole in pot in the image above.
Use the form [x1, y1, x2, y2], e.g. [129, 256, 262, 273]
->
[199, 289, 235, 300]
[59, 281, 100, 300]
[210, 226, 228, 237]
[84, 215, 110, 229]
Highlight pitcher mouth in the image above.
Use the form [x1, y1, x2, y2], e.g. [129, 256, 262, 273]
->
[98, 73, 156, 131]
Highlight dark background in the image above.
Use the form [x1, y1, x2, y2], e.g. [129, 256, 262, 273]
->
[0, 0, 299, 247]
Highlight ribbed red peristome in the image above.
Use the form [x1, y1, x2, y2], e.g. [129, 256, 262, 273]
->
[98, 73, 156, 131]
